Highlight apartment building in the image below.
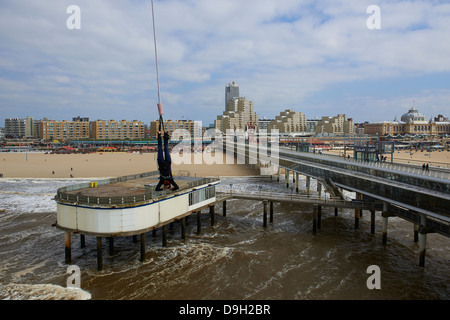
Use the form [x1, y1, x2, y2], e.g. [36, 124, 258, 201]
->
[267, 109, 307, 133]
[315, 114, 354, 135]
[40, 119, 90, 141]
[215, 97, 258, 132]
[90, 119, 145, 140]
[149, 119, 202, 139]
[4, 117, 34, 138]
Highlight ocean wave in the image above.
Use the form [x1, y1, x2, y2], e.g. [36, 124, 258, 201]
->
[0, 283, 91, 300]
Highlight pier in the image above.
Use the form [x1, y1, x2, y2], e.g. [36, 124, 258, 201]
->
[55, 141, 450, 270]
[55, 171, 220, 271]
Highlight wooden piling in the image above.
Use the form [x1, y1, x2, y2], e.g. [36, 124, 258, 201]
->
[334, 207, 338, 216]
[354, 208, 360, 229]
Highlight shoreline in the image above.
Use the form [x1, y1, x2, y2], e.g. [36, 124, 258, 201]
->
[1, 149, 449, 180]
[0, 152, 260, 179]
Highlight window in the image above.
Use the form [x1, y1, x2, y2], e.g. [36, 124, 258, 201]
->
[189, 186, 215, 206]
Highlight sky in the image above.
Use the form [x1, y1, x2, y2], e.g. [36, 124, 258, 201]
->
[1, 0, 450, 127]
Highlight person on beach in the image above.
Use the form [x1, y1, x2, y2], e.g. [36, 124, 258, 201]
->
[155, 131, 179, 191]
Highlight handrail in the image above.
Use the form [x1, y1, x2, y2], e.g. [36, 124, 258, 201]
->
[55, 171, 220, 206]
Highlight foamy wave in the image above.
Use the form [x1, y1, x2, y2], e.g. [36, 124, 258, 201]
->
[0, 283, 91, 300]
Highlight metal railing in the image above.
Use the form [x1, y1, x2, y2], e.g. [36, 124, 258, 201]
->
[55, 171, 220, 207]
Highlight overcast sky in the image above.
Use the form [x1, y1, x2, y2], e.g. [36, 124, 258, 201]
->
[1, 0, 450, 127]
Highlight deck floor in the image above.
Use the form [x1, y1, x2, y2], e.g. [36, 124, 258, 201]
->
[66, 176, 197, 198]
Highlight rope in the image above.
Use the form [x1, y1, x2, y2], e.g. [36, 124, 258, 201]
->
[151, 0, 165, 135]
[151, 0, 161, 106]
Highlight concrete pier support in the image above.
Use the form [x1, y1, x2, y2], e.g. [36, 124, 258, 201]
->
[65, 231, 71, 264]
[286, 170, 289, 188]
[96, 237, 102, 271]
[382, 202, 389, 245]
[263, 200, 268, 228]
[317, 183, 322, 197]
[270, 201, 274, 223]
[306, 176, 311, 194]
[80, 234, 85, 248]
[223, 200, 227, 217]
[419, 215, 427, 267]
[210, 205, 215, 226]
[317, 205, 322, 229]
[414, 224, 419, 242]
[108, 237, 114, 256]
[334, 207, 338, 216]
[162, 225, 167, 247]
[181, 217, 186, 240]
[140, 233, 146, 262]
[312, 205, 318, 234]
[370, 210, 375, 234]
[295, 173, 299, 193]
[277, 167, 281, 182]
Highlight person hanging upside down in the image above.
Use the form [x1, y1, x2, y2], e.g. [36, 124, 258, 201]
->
[155, 131, 179, 191]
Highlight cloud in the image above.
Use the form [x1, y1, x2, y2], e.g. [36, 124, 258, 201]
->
[0, 0, 449, 126]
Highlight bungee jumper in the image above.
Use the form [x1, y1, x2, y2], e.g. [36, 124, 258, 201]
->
[151, 0, 178, 192]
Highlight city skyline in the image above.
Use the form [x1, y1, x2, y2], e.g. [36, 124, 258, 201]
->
[1, 1, 450, 127]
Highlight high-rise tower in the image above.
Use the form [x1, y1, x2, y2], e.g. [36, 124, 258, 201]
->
[225, 81, 239, 108]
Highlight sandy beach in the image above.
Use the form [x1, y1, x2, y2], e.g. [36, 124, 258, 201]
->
[1, 148, 449, 179]
[0, 151, 260, 179]
[322, 149, 450, 168]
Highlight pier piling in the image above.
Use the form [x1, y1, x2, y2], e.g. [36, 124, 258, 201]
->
[370, 210, 375, 234]
[80, 234, 85, 248]
[181, 217, 186, 240]
[197, 211, 201, 234]
[318, 205, 322, 229]
[419, 215, 427, 267]
[263, 200, 268, 227]
[96, 237, 103, 271]
[210, 205, 215, 226]
[223, 200, 227, 217]
[162, 225, 167, 247]
[270, 201, 274, 223]
[312, 205, 318, 234]
[65, 232, 71, 264]
[108, 237, 114, 256]
[140, 233, 146, 262]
